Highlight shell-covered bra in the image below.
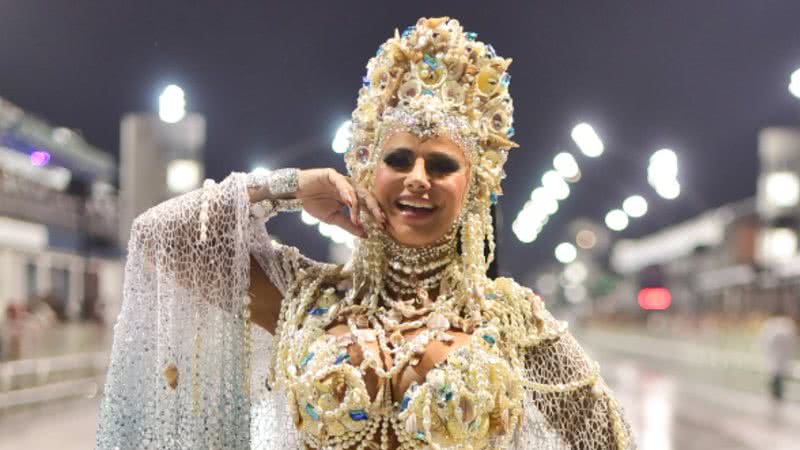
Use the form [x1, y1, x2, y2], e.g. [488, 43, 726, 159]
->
[274, 278, 529, 450]
[293, 324, 524, 449]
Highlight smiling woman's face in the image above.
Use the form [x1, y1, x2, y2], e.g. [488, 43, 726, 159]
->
[372, 131, 471, 247]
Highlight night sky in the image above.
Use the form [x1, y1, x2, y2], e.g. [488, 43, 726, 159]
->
[3, 1, 800, 280]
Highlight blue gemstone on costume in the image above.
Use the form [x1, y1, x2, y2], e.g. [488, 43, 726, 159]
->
[501, 73, 511, 86]
[309, 307, 329, 316]
[334, 353, 351, 365]
[465, 31, 478, 41]
[416, 431, 426, 441]
[490, 192, 498, 205]
[506, 127, 515, 138]
[402, 26, 414, 38]
[482, 334, 496, 345]
[300, 352, 315, 368]
[349, 409, 369, 421]
[440, 384, 453, 401]
[400, 395, 411, 411]
[376, 45, 384, 56]
[305, 403, 320, 420]
[362, 76, 370, 87]
[485, 292, 498, 299]
[422, 88, 434, 96]
[423, 53, 438, 70]
[486, 44, 497, 58]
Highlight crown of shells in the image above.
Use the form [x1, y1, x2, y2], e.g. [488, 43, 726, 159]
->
[344, 17, 518, 197]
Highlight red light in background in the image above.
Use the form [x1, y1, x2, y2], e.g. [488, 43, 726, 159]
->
[638, 287, 671, 310]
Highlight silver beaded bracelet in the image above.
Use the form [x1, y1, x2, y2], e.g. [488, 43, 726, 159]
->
[246, 167, 299, 199]
[246, 168, 303, 218]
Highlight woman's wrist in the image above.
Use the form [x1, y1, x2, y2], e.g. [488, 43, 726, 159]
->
[246, 168, 300, 203]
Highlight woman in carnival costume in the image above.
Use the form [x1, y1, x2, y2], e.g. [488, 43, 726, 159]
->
[97, 17, 636, 450]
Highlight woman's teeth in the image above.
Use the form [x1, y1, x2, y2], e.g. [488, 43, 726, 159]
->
[397, 200, 435, 211]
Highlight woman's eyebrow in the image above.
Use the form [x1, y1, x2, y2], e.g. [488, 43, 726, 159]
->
[384, 147, 414, 155]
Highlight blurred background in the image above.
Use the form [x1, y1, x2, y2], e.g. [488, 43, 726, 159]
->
[1, 1, 799, 449]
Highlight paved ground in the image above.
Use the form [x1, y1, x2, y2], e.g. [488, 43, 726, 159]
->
[1, 342, 798, 449]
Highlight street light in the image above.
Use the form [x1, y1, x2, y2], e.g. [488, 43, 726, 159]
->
[530, 187, 559, 214]
[648, 149, 678, 181]
[166, 159, 201, 193]
[759, 227, 797, 263]
[512, 220, 538, 243]
[648, 148, 680, 199]
[622, 195, 648, 218]
[571, 123, 604, 157]
[605, 209, 629, 231]
[655, 180, 681, 200]
[541, 170, 570, 200]
[553, 152, 580, 180]
[332, 120, 352, 153]
[789, 68, 800, 99]
[555, 242, 577, 264]
[159, 84, 186, 123]
[765, 171, 800, 208]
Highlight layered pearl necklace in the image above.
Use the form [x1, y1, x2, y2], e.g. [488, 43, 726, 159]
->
[337, 229, 474, 382]
[271, 227, 521, 450]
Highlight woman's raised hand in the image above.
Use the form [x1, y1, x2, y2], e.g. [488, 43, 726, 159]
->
[296, 168, 386, 238]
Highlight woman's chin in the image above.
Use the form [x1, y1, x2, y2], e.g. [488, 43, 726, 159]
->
[385, 223, 447, 248]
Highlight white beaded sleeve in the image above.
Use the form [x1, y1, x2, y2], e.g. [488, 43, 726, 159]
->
[512, 295, 636, 450]
[96, 172, 315, 449]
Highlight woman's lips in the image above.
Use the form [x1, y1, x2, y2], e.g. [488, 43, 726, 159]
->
[395, 200, 437, 221]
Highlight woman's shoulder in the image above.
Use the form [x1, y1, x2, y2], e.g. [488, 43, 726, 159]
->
[485, 277, 567, 346]
[486, 276, 545, 318]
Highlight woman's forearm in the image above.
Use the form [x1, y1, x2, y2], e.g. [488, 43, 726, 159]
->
[246, 168, 300, 203]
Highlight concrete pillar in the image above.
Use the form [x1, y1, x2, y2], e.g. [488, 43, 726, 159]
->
[65, 256, 85, 320]
[119, 113, 206, 245]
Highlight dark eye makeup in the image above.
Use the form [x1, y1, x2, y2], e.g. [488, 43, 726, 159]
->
[425, 154, 460, 174]
[382, 148, 414, 169]
[382, 148, 461, 175]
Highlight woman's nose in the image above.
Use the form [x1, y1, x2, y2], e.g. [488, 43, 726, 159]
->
[404, 158, 431, 193]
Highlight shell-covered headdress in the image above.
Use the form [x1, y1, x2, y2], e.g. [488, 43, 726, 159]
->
[344, 17, 519, 285]
[344, 16, 518, 201]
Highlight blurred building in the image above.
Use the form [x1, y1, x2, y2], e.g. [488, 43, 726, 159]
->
[610, 198, 760, 314]
[0, 96, 123, 323]
[606, 126, 800, 317]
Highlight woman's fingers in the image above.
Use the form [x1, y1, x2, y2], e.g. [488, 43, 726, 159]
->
[326, 210, 366, 238]
[318, 169, 386, 233]
[327, 170, 359, 224]
[360, 189, 386, 226]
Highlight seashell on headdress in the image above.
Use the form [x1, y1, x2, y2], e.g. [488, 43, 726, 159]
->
[344, 17, 518, 201]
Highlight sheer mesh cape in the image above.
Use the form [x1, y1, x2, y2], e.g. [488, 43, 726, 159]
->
[96, 172, 635, 449]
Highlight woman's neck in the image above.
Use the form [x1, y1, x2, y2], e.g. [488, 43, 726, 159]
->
[381, 232, 458, 305]
[350, 225, 460, 309]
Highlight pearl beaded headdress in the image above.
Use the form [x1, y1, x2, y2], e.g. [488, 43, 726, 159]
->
[344, 16, 518, 198]
[343, 17, 518, 285]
